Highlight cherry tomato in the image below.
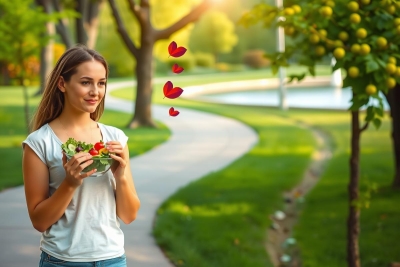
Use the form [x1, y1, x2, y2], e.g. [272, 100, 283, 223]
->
[94, 141, 105, 151]
[89, 148, 99, 156]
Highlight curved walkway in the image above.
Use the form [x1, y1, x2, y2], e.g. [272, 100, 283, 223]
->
[0, 80, 258, 267]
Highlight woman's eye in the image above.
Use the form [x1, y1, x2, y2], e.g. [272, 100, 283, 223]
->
[82, 81, 90, 85]
[99, 82, 106, 86]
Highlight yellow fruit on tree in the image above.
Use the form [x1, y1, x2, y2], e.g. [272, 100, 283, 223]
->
[365, 84, 377, 95]
[333, 47, 345, 59]
[292, 5, 301, 13]
[284, 7, 295, 16]
[334, 40, 344, 47]
[360, 44, 371, 55]
[350, 13, 361, 24]
[319, 29, 328, 37]
[387, 77, 396, 88]
[388, 56, 397, 64]
[395, 18, 400, 26]
[326, 0, 335, 7]
[361, 0, 370, 4]
[356, 28, 368, 39]
[348, 67, 360, 78]
[339, 31, 349, 41]
[315, 45, 326, 56]
[395, 67, 400, 76]
[284, 26, 295, 36]
[386, 63, 397, 74]
[396, 25, 400, 34]
[376, 37, 388, 48]
[309, 34, 320, 44]
[351, 44, 361, 54]
[320, 6, 333, 17]
[348, 1, 359, 12]
[386, 5, 396, 14]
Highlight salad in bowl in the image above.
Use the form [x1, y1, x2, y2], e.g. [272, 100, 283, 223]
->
[61, 138, 114, 177]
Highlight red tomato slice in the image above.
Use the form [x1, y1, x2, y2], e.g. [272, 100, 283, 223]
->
[89, 148, 99, 156]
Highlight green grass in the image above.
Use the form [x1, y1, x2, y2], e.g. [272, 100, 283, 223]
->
[111, 70, 398, 266]
[0, 86, 170, 191]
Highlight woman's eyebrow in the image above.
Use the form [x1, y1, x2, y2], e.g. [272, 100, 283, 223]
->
[80, 76, 107, 80]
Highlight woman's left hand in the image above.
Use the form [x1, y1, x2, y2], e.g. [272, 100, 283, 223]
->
[106, 141, 127, 180]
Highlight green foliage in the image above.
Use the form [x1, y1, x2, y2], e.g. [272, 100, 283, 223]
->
[166, 55, 196, 72]
[0, 0, 52, 69]
[189, 9, 238, 58]
[193, 52, 215, 68]
[240, 0, 400, 127]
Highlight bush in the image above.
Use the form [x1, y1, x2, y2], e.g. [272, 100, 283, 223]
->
[242, 49, 270, 69]
[193, 53, 215, 68]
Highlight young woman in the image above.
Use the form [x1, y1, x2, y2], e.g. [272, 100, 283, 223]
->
[22, 45, 140, 266]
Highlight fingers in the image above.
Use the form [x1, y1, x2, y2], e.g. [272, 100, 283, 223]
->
[109, 153, 126, 167]
[106, 141, 124, 157]
[64, 152, 95, 178]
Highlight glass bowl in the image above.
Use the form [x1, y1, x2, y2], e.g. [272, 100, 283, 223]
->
[67, 155, 114, 177]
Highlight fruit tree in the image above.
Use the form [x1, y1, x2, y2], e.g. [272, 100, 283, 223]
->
[240, 0, 400, 266]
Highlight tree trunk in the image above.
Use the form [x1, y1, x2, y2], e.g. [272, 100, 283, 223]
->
[0, 61, 10, 85]
[129, 42, 157, 128]
[85, 0, 103, 49]
[20, 76, 31, 134]
[52, 0, 73, 48]
[347, 110, 361, 267]
[385, 86, 400, 188]
[76, 0, 88, 45]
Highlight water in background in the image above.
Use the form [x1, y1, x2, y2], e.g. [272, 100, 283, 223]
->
[201, 86, 390, 110]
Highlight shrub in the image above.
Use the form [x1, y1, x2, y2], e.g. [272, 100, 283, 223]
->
[193, 52, 215, 68]
[242, 49, 270, 69]
[166, 55, 195, 72]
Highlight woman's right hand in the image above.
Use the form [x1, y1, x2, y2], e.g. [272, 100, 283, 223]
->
[62, 152, 96, 188]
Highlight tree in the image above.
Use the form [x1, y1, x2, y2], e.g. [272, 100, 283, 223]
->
[107, 0, 212, 128]
[189, 9, 238, 61]
[240, 0, 400, 266]
[0, 0, 51, 133]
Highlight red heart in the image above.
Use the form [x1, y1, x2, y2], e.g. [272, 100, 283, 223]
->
[172, 63, 184, 74]
[163, 81, 183, 99]
[168, 41, 187, 58]
[169, 107, 180, 117]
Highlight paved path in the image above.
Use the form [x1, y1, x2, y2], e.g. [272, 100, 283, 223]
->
[0, 80, 258, 266]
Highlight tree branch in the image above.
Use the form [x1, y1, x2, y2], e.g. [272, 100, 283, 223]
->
[52, 0, 73, 48]
[154, 0, 211, 41]
[127, 0, 144, 24]
[360, 122, 369, 133]
[108, 0, 139, 58]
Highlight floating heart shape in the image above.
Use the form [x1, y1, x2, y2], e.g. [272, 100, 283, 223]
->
[172, 63, 184, 74]
[168, 41, 187, 58]
[163, 81, 183, 99]
[169, 107, 180, 117]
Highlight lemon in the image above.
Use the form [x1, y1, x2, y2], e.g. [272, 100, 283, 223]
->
[309, 34, 320, 44]
[360, 44, 371, 55]
[388, 56, 397, 64]
[284, 7, 295, 16]
[284, 26, 295, 36]
[350, 13, 361, 24]
[315, 45, 326, 56]
[326, 0, 335, 7]
[351, 44, 361, 54]
[339, 31, 349, 41]
[386, 63, 397, 74]
[292, 5, 302, 13]
[320, 6, 333, 17]
[361, 0, 370, 4]
[394, 18, 400, 26]
[348, 1, 359, 12]
[387, 77, 396, 88]
[387, 5, 396, 14]
[395, 67, 400, 77]
[333, 47, 345, 59]
[376, 37, 388, 48]
[319, 29, 328, 37]
[365, 84, 377, 95]
[348, 66, 360, 78]
[356, 28, 368, 39]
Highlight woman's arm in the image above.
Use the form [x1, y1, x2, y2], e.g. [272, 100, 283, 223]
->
[23, 145, 95, 232]
[108, 142, 141, 224]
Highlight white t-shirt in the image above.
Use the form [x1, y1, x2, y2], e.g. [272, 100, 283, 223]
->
[22, 122, 128, 262]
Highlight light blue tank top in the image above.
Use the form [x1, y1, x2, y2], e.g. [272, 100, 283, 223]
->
[22, 122, 128, 262]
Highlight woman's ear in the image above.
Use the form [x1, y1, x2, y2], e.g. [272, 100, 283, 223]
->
[58, 76, 66, 92]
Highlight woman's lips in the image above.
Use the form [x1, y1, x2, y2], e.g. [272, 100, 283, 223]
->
[85, 99, 98, 104]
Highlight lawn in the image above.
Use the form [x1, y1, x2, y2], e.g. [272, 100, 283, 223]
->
[0, 86, 170, 191]
[111, 71, 398, 266]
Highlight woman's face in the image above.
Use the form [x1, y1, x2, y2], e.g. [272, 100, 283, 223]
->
[59, 60, 107, 114]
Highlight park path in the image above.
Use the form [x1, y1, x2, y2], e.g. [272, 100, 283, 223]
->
[0, 79, 258, 267]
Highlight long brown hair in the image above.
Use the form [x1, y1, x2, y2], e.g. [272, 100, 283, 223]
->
[31, 45, 109, 132]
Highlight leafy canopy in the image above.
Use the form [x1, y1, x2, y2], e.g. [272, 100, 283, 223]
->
[240, 0, 400, 128]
